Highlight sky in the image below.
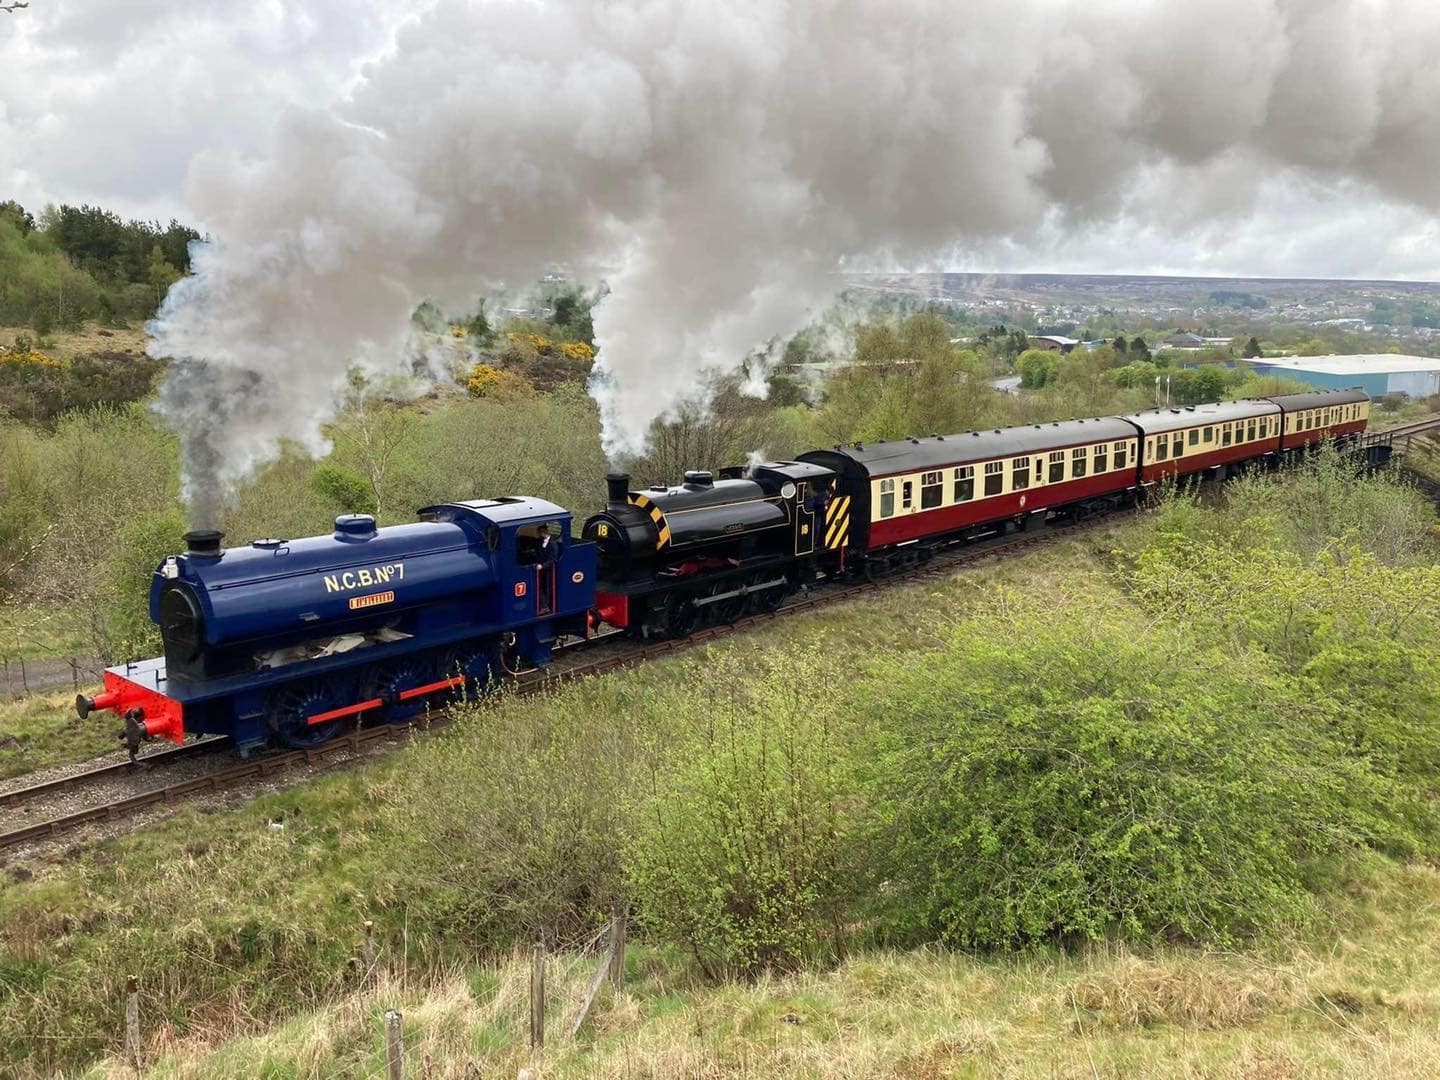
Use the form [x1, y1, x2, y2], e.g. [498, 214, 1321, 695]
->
[2, 0, 1439, 282]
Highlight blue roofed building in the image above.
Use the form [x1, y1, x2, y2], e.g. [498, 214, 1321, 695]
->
[1239, 354, 1440, 398]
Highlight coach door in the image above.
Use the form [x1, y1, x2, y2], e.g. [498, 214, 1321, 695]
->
[794, 481, 816, 556]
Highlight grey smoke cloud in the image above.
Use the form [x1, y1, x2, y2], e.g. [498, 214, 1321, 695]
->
[132, 0, 1440, 519]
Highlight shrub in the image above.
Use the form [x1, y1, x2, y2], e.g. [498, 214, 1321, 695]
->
[388, 679, 640, 948]
[308, 462, 377, 515]
[623, 649, 856, 978]
[98, 507, 189, 659]
[862, 594, 1398, 948]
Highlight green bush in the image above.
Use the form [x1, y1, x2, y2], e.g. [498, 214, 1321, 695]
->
[99, 507, 189, 660]
[389, 679, 641, 948]
[862, 594, 1399, 949]
[623, 649, 855, 978]
[309, 462, 377, 515]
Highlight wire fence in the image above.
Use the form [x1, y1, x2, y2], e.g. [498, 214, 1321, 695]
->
[1, 652, 103, 701]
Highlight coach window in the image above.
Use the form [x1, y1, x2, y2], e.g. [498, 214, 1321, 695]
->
[901, 480, 913, 510]
[1258, 418, 1267, 438]
[921, 470, 944, 509]
[954, 466, 974, 502]
[1171, 434, 1184, 458]
[1033, 456, 1045, 484]
[1094, 443, 1108, 472]
[1048, 451, 1065, 484]
[1154, 437, 1167, 461]
[1071, 446, 1088, 478]
[1188, 428, 1199, 447]
[1203, 426, 1215, 443]
[879, 478, 895, 518]
[1011, 457, 1029, 491]
[1222, 424, 1232, 447]
[1246, 420, 1257, 441]
[984, 460, 1004, 497]
[1113, 441, 1128, 470]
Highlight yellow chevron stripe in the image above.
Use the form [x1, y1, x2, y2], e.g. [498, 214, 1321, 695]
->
[836, 523, 849, 549]
[825, 495, 849, 526]
[629, 493, 651, 509]
[657, 525, 671, 548]
[826, 511, 850, 549]
[649, 508, 664, 524]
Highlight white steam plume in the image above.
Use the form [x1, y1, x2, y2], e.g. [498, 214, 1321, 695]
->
[149, 0, 1440, 523]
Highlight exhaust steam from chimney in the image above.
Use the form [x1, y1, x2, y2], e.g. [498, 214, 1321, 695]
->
[147, 0, 1440, 525]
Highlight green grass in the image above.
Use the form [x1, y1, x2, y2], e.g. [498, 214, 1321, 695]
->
[1, 458, 1433, 1076]
[0, 688, 124, 779]
[0, 536, 1117, 1076]
[0, 603, 92, 662]
[79, 861, 1440, 1078]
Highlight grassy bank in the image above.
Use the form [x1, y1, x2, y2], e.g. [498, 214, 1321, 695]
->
[84, 861, 1440, 1078]
[3, 456, 1437, 1076]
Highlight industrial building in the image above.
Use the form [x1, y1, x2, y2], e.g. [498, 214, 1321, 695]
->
[1238, 354, 1440, 398]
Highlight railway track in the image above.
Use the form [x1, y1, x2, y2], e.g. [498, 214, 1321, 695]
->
[0, 512, 1112, 854]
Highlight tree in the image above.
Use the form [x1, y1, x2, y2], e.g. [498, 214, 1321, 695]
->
[1297, 338, 1331, 357]
[0, 200, 33, 233]
[1113, 336, 1128, 355]
[1016, 348, 1058, 389]
[1243, 336, 1263, 359]
[147, 245, 181, 307]
[1130, 336, 1151, 362]
[466, 300, 493, 345]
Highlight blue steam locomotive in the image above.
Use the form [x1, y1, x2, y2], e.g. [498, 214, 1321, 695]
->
[79, 498, 594, 755]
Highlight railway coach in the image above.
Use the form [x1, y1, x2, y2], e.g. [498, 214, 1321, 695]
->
[1124, 399, 1283, 485]
[798, 417, 1140, 576]
[1270, 389, 1370, 452]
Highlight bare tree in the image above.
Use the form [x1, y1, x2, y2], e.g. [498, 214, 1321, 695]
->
[1, 3, 31, 14]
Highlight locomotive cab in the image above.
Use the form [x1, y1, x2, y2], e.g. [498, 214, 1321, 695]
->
[583, 460, 835, 637]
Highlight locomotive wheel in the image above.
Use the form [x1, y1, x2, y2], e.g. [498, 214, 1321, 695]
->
[666, 597, 700, 638]
[361, 659, 433, 725]
[708, 582, 747, 625]
[441, 643, 500, 701]
[749, 583, 785, 615]
[266, 681, 346, 749]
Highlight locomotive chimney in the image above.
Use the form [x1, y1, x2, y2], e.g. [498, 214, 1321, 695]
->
[606, 472, 631, 504]
[183, 529, 224, 559]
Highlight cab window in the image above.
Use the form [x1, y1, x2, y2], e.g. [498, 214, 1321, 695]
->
[954, 466, 974, 502]
[920, 471, 944, 509]
[1071, 446, 1088, 478]
[1011, 457, 1029, 491]
[984, 461, 1004, 497]
[1048, 451, 1065, 484]
[879, 478, 895, 518]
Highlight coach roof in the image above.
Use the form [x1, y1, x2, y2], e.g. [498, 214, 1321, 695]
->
[819, 416, 1138, 476]
[1122, 399, 1280, 436]
[1266, 388, 1370, 412]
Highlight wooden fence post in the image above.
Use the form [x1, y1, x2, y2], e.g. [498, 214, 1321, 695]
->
[124, 975, 141, 1071]
[18, 656, 26, 694]
[384, 1008, 404, 1080]
[71, 657, 79, 691]
[608, 900, 627, 991]
[3, 656, 11, 699]
[530, 941, 546, 1049]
